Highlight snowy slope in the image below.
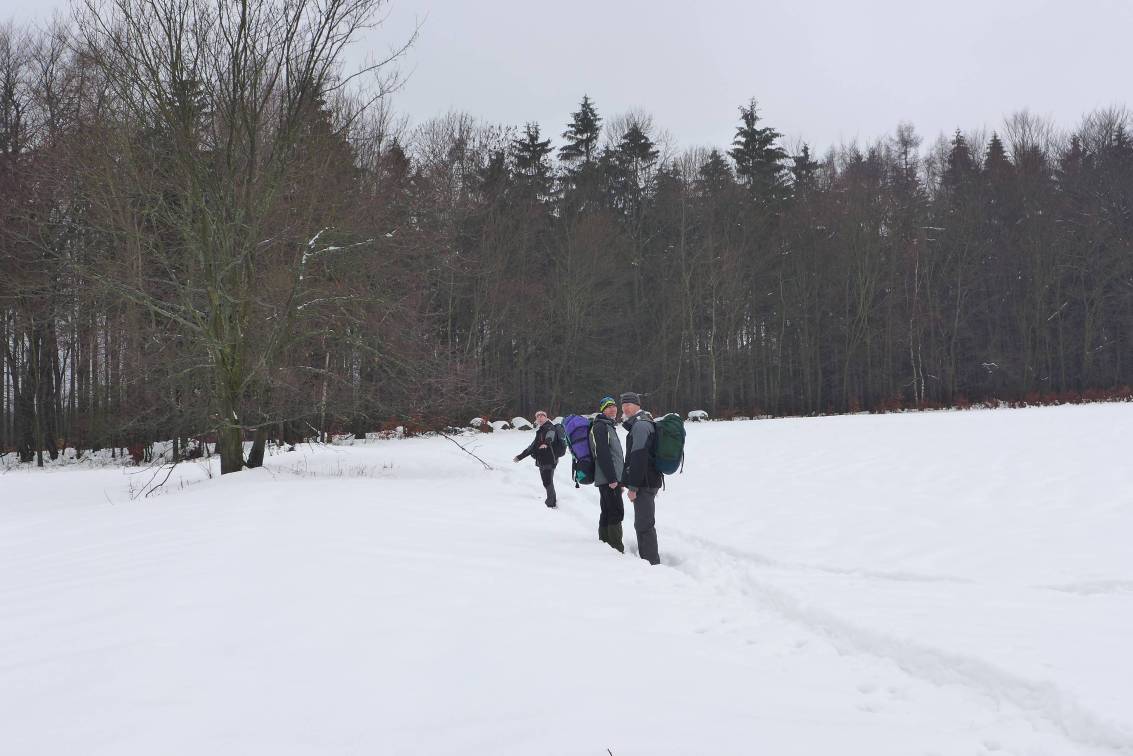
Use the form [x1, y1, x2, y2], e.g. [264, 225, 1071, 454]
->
[2, 404, 1132, 755]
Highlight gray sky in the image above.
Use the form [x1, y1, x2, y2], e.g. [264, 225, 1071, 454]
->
[6, 0, 1132, 155]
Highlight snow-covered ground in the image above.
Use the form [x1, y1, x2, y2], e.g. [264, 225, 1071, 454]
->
[2, 404, 1132, 755]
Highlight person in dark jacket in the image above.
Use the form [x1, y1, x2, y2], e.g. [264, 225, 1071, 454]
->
[620, 391, 663, 564]
[590, 396, 625, 552]
[513, 410, 559, 508]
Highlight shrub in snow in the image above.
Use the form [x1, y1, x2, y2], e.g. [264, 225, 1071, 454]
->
[732, 416, 751, 422]
[490, 420, 512, 432]
[511, 417, 533, 431]
[688, 409, 709, 422]
[469, 417, 484, 428]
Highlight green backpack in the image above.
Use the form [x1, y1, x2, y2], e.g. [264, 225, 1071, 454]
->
[652, 413, 686, 475]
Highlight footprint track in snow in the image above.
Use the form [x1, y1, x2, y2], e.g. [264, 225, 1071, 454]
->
[534, 481, 1133, 753]
[661, 528, 1133, 755]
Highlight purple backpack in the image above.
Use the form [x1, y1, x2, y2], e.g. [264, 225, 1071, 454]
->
[562, 414, 594, 487]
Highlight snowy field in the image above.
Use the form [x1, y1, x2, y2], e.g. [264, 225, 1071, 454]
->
[2, 404, 1132, 755]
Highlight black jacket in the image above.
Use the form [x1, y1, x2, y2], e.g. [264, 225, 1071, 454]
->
[516, 421, 559, 468]
[622, 411, 663, 491]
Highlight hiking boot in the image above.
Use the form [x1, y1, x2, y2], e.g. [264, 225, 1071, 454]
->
[607, 522, 624, 553]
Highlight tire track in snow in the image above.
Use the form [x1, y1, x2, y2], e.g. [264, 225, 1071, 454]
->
[661, 528, 1133, 755]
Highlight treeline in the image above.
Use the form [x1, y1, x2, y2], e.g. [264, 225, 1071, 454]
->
[3, 1, 1133, 472]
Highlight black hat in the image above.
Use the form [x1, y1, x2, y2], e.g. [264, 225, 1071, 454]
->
[619, 391, 641, 406]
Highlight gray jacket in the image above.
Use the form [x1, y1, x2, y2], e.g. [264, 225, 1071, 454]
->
[590, 415, 624, 487]
[622, 410, 662, 491]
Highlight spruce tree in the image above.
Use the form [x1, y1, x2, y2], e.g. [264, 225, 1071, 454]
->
[598, 121, 659, 217]
[728, 98, 788, 203]
[984, 133, 1011, 179]
[943, 130, 977, 195]
[478, 149, 508, 200]
[697, 148, 734, 195]
[791, 143, 819, 191]
[616, 123, 659, 169]
[558, 95, 602, 165]
[511, 123, 553, 200]
[608, 122, 659, 201]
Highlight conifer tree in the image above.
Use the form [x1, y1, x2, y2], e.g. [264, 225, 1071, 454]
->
[511, 123, 553, 200]
[558, 95, 602, 165]
[697, 148, 734, 195]
[791, 143, 819, 192]
[728, 98, 788, 203]
[943, 130, 978, 196]
[606, 121, 659, 210]
[984, 133, 1011, 180]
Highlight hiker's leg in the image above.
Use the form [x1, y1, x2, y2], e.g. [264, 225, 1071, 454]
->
[540, 466, 557, 507]
[633, 488, 659, 565]
[599, 486, 624, 552]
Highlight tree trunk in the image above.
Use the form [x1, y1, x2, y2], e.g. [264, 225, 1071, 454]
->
[218, 423, 244, 474]
[246, 426, 268, 468]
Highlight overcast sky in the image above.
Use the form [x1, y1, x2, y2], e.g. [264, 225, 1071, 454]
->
[6, 0, 1132, 155]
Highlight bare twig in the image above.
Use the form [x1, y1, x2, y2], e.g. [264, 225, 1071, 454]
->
[436, 429, 492, 471]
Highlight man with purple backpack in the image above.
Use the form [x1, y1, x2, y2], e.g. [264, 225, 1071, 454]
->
[590, 396, 625, 553]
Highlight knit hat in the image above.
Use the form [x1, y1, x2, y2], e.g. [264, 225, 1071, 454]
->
[619, 391, 641, 406]
[598, 396, 617, 412]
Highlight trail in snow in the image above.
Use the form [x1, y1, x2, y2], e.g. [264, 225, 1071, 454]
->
[555, 487, 1133, 753]
[665, 529, 1133, 754]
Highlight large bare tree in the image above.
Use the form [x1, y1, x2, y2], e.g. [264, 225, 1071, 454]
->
[73, 0, 411, 473]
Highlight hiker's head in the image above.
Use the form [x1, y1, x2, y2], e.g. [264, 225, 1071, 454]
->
[619, 392, 641, 417]
[598, 396, 617, 419]
[534, 410, 549, 425]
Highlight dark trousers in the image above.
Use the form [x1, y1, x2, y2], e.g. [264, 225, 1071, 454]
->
[632, 488, 660, 565]
[539, 466, 557, 507]
[598, 485, 625, 552]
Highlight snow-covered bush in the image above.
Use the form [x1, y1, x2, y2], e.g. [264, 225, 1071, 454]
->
[469, 417, 484, 428]
[490, 420, 512, 432]
[511, 416, 533, 431]
[688, 409, 709, 422]
[732, 416, 752, 422]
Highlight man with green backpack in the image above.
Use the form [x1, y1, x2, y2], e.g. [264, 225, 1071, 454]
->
[619, 392, 664, 565]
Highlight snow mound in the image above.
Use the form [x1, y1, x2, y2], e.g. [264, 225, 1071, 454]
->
[688, 409, 709, 422]
[511, 416, 533, 430]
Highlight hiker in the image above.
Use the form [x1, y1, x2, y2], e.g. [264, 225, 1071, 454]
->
[513, 410, 560, 508]
[620, 392, 663, 565]
[590, 396, 625, 553]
